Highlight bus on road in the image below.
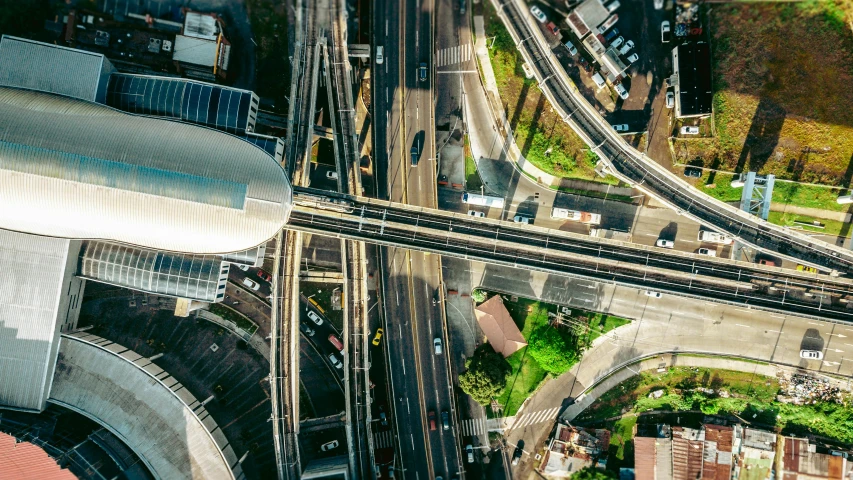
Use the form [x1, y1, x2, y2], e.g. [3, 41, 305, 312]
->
[462, 193, 505, 208]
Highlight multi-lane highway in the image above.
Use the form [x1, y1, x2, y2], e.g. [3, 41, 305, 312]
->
[489, 0, 853, 275]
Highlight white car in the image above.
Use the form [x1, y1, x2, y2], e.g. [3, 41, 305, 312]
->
[242, 277, 260, 291]
[680, 126, 700, 135]
[529, 5, 547, 23]
[307, 310, 324, 325]
[513, 215, 531, 224]
[468, 210, 485, 217]
[564, 41, 578, 56]
[800, 350, 823, 360]
[626, 53, 639, 64]
[615, 83, 629, 100]
[619, 40, 634, 55]
[321, 440, 339, 451]
[661, 20, 671, 43]
[610, 36, 624, 49]
[697, 248, 717, 257]
[655, 239, 675, 249]
[326, 170, 339, 180]
[237, 264, 250, 271]
[645, 290, 662, 298]
[654, 0, 664, 9]
[612, 124, 629, 132]
[666, 90, 674, 108]
[328, 353, 343, 369]
[434, 337, 443, 355]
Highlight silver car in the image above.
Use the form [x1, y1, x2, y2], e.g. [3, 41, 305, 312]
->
[800, 350, 823, 360]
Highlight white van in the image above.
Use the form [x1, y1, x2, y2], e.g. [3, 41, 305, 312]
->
[698, 230, 733, 245]
[591, 72, 606, 89]
[376, 46, 384, 65]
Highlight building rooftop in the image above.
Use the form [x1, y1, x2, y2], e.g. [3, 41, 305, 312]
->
[0, 431, 77, 480]
[0, 86, 291, 254]
[49, 333, 241, 480]
[673, 42, 712, 118]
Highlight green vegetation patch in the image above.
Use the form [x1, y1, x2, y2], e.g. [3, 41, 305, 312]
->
[696, 172, 853, 213]
[482, 3, 608, 183]
[301, 282, 344, 332]
[208, 304, 259, 335]
[465, 154, 484, 192]
[578, 366, 853, 444]
[684, 2, 853, 189]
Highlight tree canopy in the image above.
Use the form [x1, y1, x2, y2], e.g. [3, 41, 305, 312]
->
[527, 325, 580, 374]
[459, 344, 511, 405]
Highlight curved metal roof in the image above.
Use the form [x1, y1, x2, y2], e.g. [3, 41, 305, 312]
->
[0, 87, 291, 254]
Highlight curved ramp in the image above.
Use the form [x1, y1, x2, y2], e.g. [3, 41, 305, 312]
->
[49, 332, 243, 480]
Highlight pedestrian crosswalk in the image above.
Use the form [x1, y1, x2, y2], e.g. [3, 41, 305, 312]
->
[373, 429, 394, 449]
[459, 406, 562, 436]
[435, 44, 474, 68]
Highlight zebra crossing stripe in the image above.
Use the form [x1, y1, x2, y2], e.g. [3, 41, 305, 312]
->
[435, 44, 474, 68]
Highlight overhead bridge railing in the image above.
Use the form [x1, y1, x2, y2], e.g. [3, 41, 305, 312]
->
[288, 189, 853, 322]
[490, 0, 853, 275]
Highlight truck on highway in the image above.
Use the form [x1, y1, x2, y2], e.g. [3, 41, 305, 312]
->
[462, 193, 505, 208]
[590, 228, 631, 242]
[698, 230, 733, 245]
[551, 208, 602, 225]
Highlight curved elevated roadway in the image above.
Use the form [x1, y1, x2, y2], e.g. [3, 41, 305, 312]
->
[489, 0, 853, 275]
[288, 189, 853, 322]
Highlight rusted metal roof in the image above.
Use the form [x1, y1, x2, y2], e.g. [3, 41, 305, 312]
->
[634, 437, 657, 480]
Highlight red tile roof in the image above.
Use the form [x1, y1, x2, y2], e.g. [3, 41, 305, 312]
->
[0, 432, 76, 480]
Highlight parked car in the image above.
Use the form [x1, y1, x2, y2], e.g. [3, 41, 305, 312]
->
[612, 123, 629, 132]
[626, 52, 639, 64]
[378, 405, 389, 426]
[605, 0, 620, 12]
[419, 62, 427, 81]
[237, 264, 250, 271]
[321, 440, 340, 451]
[597, 14, 618, 33]
[434, 337, 443, 355]
[610, 36, 624, 49]
[256, 269, 272, 282]
[645, 290, 663, 298]
[242, 277, 260, 291]
[326, 170, 339, 180]
[619, 39, 634, 55]
[654, 0, 664, 9]
[546, 21, 559, 36]
[577, 56, 592, 72]
[697, 248, 717, 257]
[758, 259, 777, 267]
[661, 21, 671, 43]
[512, 443, 524, 465]
[441, 411, 450, 430]
[300, 323, 315, 336]
[328, 353, 343, 369]
[666, 90, 674, 108]
[680, 126, 700, 135]
[564, 40, 578, 56]
[591, 72, 606, 89]
[797, 264, 819, 273]
[428, 410, 437, 430]
[466, 444, 475, 463]
[372, 328, 384, 346]
[513, 215, 531, 224]
[655, 239, 675, 249]
[683, 166, 702, 178]
[328, 334, 344, 351]
[604, 28, 620, 42]
[614, 83, 629, 100]
[468, 210, 485, 217]
[529, 5, 548, 23]
[800, 350, 823, 360]
[307, 310, 324, 325]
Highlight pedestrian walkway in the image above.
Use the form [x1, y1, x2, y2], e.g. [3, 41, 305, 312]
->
[436, 44, 474, 68]
[509, 406, 561, 430]
[459, 407, 561, 436]
[373, 429, 394, 449]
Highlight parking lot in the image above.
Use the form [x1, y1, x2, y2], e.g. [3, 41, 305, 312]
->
[529, 0, 676, 144]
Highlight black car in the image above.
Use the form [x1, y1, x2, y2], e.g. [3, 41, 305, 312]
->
[604, 28, 620, 41]
[419, 62, 427, 82]
[511, 441, 524, 465]
[683, 166, 702, 178]
[299, 323, 315, 336]
[378, 405, 389, 427]
[411, 146, 420, 167]
[578, 56, 592, 72]
[441, 411, 450, 430]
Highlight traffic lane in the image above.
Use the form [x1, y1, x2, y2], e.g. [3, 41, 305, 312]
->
[300, 298, 345, 378]
[374, 0, 402, 200]
[228, 265, 273, 298]
[382, 246, 431, 478]
[299, 335, 346, 417]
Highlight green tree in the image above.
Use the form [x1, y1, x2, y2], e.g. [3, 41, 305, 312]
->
[471, 289, 487, 303]
[527, 326, 579, 374]
[572, 467, 617, 479]
[459, 344, 511, 405]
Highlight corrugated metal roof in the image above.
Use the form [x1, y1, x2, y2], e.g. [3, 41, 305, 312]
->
[0, 87, 292, 254]
[633, 437, 656, 480]
[173, 35, 217, 67]
[78, 241, 228, 302]
[0, 229, 73, 411]
[0, 431, 77, 479]
[0, 35, 109, 102]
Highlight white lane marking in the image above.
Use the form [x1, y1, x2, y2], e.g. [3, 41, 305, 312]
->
[734, 323, 752, 328]
[416, 30, 419, 49]
[396, 289, 400, 306]
[411, 434, 415, 449]
[386, 19, 388, 36]
[407, 397, 411, 414]
[416, 104, 419, 120]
